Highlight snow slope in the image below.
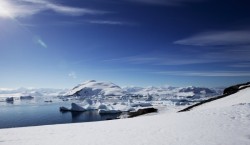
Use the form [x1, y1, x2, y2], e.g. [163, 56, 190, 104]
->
[196, 87, 250, 110]
[0, 87, 249, 145]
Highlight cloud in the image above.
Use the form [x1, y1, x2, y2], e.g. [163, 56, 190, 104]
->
[0, 0, 106, 19]
[37, 39, 47, 48]
[229, 62, 250, 68]
[174, 30, 250, 46]
[68, 71, 77, 79]
[87, 20, 126, 25]
[104, 54, 227, 66]
[38, 19, 136, 26]
[154, 71, 250, 77]
[0, 0, 43, 18]
[104, 46, 250, 66]
[125, 0, 204, 6]
[104, 56, 161, 64]
[44, 3, 106, 16]
[34, 36, 47, 48]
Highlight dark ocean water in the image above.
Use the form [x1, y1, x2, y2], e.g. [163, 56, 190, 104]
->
[0, 101, 120, 129]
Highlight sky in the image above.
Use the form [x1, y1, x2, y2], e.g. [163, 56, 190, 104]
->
[0, 0, 250, 88]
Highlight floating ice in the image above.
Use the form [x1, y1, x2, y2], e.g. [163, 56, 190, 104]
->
[60, 103, 86, 112]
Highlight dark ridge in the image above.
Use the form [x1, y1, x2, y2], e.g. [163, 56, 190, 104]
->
[128, 108, 158, 118]
[178, 82, 250, 112]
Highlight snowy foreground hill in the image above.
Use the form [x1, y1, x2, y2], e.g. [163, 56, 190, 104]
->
[0, 86, 250, 145]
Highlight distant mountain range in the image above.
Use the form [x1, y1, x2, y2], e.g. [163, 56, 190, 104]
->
[63, 80, 223, 100]
[0, 87, 67, 98]
[0, 80, 224, 99]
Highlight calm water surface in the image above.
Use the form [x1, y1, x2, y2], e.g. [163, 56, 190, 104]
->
[0, 100, 120, 129]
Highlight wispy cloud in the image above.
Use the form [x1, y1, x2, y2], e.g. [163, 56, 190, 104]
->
[37, 39, 47, 48]
[103, 52, 234, 66]
[125, 0, 205, 6]
[39, 19, 136, 26]
[229, 62, 250, 68]
[34, 36, 47, 48]
[44, 3, 106, 16]
[154, 71, 250, 77]
[104, 56, 161, 64]
[0, 0, 43, 18]
[0, 0, 106, 19]
[87, 20, 126, 25]
[174, 30, 250, 46]
[68, 71, 77, 79]
[104, 45, 250, 66]
[104, 56, 210, 66]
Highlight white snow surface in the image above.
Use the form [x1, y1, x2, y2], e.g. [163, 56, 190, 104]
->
[1, 88, 250, 145]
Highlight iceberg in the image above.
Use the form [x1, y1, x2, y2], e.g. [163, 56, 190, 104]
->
[97, 104, 108, 110]
[59, 106, 71, 111]
[70, 103, 86, 112]
[60, 103, 86, 112]
[20, 96, 34, 100]
[5, 97, 14, 102]
[97, 103, 122, 114]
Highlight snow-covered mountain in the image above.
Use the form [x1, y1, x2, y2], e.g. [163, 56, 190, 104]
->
[123, 85, 219, 98]
[0, 80, 223, 100]
[0, 88, 67, 98]
[63, 80, 222, 100]
[64, 80, 125, 97]
[123, 86, 177, 96]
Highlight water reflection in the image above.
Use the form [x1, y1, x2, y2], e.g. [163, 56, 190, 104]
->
[60, 110, 121, 123]
[0, 103, 121, 129]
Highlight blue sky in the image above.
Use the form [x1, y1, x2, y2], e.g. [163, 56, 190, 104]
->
[0, 0, 250, 88]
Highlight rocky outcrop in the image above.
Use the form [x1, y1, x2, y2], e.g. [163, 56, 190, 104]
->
[223, 86, 239, 95]
[179, 82, 250, 112]
[128, 108, 157, 118]
[223, 82, 250, 95]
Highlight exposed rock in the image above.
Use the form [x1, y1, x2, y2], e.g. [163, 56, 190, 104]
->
[223, 86, 239, 95]
[179, 82, 250, 112]
[98, 109, 122, 114]
[128, 108, 157, 118]
[223, 82, 250, 95]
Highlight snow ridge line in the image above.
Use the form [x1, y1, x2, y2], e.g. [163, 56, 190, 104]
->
[178, 82, 250, 112]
